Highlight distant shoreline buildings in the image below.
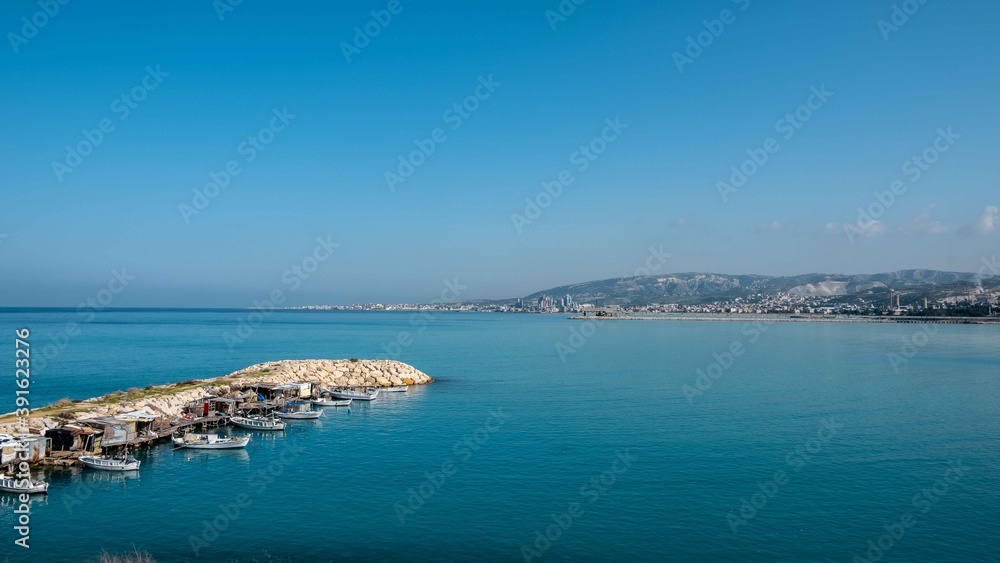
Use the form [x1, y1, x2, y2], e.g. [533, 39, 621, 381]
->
[286, 289, 997, 318]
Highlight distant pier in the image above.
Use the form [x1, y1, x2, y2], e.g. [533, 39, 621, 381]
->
[569, 314, 1000, 324]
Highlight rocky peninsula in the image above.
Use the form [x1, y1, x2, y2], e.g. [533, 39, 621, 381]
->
[1, 359, 432, 436]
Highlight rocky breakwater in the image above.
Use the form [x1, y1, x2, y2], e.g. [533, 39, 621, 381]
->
[227, 358, 433, 389]
[0, 359, 432, 435]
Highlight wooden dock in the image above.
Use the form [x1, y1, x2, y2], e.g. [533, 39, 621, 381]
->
[36, 416, 230, 465]
[127, 415, 228, 447]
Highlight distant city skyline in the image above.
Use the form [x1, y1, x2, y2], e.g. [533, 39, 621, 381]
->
[2, 1, 999, 307]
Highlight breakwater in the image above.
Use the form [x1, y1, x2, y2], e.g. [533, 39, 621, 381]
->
[0, 358, 432, 437]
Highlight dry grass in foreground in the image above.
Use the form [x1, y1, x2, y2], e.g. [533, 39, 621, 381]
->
[94, 548, 156, 563]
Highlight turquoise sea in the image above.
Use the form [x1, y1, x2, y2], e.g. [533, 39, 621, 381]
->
[1, 309, 998, 562]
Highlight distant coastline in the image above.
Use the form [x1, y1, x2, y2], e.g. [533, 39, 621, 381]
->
[567, 313, 1000, 324]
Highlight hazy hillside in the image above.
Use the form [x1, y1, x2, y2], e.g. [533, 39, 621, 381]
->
[504, 270, 998, 307]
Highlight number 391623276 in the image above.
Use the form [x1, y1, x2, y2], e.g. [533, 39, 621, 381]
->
[15, 328, 30, 419]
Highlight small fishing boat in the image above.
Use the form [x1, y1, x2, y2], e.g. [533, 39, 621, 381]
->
[0, 474, 48, 494]
[383, 386, 408, 393]
[274, 410, 322, 419]
[230, 415, 287, 431]
[79, 449, 140, 471]
[328, 388, 380, 401]
[312, 398, 352, 407]
[173, 433, 251, 450]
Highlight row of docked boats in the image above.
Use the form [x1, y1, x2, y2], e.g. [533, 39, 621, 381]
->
[173, 412, 292, 449]
[2, 385, 409, 493]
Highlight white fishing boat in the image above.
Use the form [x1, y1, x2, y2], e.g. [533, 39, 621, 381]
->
[383, 386, 408, 393]
[79, 449, 140, 471]
[0, 433, 25, 447]
[230, 415, 287, 431]
[172, 433, 250, 450]
[274, 410, 322, 419]
[0, 474, 48, 494]
[312, 398, 352, 407]
[328, 388, 380, 401]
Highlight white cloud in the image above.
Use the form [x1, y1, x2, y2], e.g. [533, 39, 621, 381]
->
[863, 221, 888, 237]
[758, 220, 781, 232]
[822, 221, 886, 238]
[902, 204, 956, 235]
[976, 205, 998, 234]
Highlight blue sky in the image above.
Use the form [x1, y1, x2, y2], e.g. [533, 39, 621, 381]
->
[1, 0, 998, 306]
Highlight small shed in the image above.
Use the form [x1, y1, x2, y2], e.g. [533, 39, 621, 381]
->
[207, 397, 239, 415]
[276, 382, 313, 398]
[16, 437, 51, 463]
[238, 400, 282, 416]
[117, 408, 162, 434]
[45, 425, 102, 452]
[241, 382, 283, 401]
[79, 418, 137, 447]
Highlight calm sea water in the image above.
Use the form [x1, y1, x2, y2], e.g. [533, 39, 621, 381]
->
[1, 309, 998, 562]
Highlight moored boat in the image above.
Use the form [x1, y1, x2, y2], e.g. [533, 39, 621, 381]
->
[274, 410, 322, 419]
[383, 386, 408, 393]
[312, 398, 352, 407]
[328, 388, 380, 401]
[230, 415, 287, 431]
[172, 433, 251, 449]
[79, 449, 140, 471]
[0, 474, 48, 494]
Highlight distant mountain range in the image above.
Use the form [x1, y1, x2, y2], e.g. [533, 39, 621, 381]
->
[485, 270, 999, 307]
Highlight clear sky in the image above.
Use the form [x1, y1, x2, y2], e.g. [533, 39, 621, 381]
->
[1, 0, 998, 307]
